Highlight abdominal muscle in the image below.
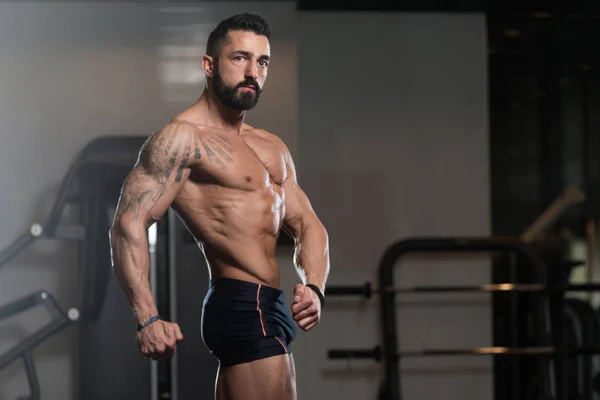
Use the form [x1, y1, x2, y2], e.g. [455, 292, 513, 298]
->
[172, 182, 286, 288]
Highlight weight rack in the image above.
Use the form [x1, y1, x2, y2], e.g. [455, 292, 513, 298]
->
[324, 237, 600, 400]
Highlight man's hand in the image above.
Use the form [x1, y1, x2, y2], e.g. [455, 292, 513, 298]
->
[291, 284, 321, 331]
[136, 320, 184, 361]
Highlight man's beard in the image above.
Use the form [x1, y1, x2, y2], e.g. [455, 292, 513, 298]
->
[212, 66, 262, 111]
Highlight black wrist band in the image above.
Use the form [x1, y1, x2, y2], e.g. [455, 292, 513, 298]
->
[137, 315, 160, 331]
[306, 284, 325, 309]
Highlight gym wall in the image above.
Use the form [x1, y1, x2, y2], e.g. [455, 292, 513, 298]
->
[0, 2, 488, 400]
[0, 3, 164, 400]
[295, 11, 491, 400]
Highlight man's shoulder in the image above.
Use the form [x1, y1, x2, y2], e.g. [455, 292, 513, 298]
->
[140, 119, 202, 161]
[245, 125, 289, 150]
[164, 118, 204, 134]
[149, 118, 201, 140]
[147, 118, 221, 149]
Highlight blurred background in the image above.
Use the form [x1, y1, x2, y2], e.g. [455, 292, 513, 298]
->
[0, 1, 599, 400]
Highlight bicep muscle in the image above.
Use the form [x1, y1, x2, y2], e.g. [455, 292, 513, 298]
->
[113, 121, 198, 229]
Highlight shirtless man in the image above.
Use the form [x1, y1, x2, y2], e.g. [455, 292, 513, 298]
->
[109, 13, 330, 400]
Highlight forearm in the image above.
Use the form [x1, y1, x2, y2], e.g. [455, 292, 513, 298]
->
[110, 225, 157, 323]
[294, 220, 330, 292]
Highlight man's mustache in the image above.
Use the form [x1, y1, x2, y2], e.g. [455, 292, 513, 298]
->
[236, 79, 259, 91]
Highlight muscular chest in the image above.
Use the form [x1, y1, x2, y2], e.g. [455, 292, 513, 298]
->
[192, 131, 286, 189]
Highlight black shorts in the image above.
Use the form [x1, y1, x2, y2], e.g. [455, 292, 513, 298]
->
[201, 277, 297, 366]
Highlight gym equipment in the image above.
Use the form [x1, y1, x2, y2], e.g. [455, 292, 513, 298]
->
[327, 281, 600, 296]
[325, 237, 600, 400]
[68, 136, 216, 400]
[520, 185, 586, 244]
[0, 136, 147, 400]
[0, 135, 216, 400]
[562, 298, 600, 400]
[521, 298, 600, 400]
[329, 344, 600, 358]
[0, 292, 79, 400]
[67, 136, 159, 400]
[60, 135, 215, 400]
[2, 134, 300, 399]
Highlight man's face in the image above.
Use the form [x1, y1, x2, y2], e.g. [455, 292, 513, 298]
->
[211, 30, 270, 111]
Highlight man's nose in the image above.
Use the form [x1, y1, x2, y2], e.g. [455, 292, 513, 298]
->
[245, 63, 258, 80]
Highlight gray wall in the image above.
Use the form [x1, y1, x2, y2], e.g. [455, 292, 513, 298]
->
[0, 3, 488, 400]
[0, 4, 163, 400]
[291, 11, 491, 400]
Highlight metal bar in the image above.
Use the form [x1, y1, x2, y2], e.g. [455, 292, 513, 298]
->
[0, 156, 137, 270]
[555, 285, 568, 400]
[41, 291, 66, 321]
[0, 292, 42, 321]
[377, 237, 553, 400]
[0, 291, 72, 371]
[168, 208, 178, 400]
[328, 346, 600, 359]
[328, 347, 381, 360]
[509, 252, 519, 400]
[0, 230, 36, 271]
[44, 156, 140, 236]
[53, 224, 86, 241]
[325, 283, 373, 297]
[0, 317, 70, 370]
[327, 282, 600, 295]
[404, 347, 600, 357]
[387, 283, 600, 293]
[22, 351, 41, 400]
[563, 307, 584, 397]
[149, 223, 159, 400]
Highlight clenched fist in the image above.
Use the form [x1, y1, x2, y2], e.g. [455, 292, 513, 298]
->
[136, 320, 183, 361]
[290, 284, 321, 331]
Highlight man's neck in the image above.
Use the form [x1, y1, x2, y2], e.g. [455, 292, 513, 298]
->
[188, 89, 247, 134]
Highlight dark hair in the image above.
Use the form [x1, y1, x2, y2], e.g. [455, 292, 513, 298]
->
[206, 13, 271, 58]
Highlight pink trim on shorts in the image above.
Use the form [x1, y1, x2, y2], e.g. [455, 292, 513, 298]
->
[274, 336, 288, 354]
[257, 284, 288, 353]
[256, 284, 267, 336]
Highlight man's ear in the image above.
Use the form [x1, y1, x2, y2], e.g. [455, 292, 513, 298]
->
[202, 55, 215, 78]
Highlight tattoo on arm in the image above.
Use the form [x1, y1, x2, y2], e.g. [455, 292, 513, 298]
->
[116, 189, 154, 223]
[176, 144, 191, 182]
[115, 122, 197, 227]
[194, 136, 202, 160]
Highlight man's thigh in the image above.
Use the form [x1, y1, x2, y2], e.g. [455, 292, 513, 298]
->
[216, 354, 297, 400]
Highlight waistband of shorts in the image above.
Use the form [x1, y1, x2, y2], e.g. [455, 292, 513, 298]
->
[209, 277, 283, 299]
